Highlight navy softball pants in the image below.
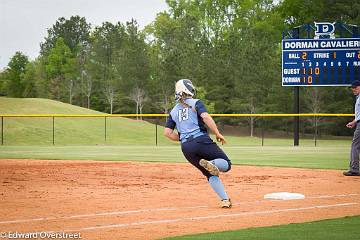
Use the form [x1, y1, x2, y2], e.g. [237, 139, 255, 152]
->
[181, 135, 232, 179]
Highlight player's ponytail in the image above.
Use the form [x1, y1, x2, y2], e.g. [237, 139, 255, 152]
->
[179, 93, 196, 112]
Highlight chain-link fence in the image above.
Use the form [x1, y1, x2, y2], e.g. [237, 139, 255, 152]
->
[0, 114, 354, 146]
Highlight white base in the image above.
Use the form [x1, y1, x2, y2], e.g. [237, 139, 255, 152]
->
[264, 192, 305, 200]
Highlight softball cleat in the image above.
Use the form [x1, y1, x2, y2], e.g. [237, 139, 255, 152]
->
[199, 159, 219, 176]
[221, 199, 232, 208]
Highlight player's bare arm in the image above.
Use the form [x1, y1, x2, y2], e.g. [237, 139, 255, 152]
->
[200, 112, 226, 145]
[164, 127, 179, 141]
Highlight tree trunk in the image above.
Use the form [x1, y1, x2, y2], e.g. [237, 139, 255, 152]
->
[130, 87, 147, 121]
[136, 102, 139, 120]
[69, 79, 73, 105]
[104, 81, 115, 114]
[139, 104, 144, 121]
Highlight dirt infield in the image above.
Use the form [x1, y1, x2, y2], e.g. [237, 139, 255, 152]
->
[1, 159, 360, 240]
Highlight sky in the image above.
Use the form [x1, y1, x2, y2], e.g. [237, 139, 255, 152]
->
[0, 0, 169, 69]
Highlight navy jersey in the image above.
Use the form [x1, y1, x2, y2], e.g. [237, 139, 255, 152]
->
[165, 98, 208, 141]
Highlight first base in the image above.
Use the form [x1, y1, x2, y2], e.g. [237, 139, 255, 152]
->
[264, 192, 305, 200]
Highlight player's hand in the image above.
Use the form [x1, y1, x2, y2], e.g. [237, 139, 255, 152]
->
[346, 121, 356, 128]
[216, 133, 226, 145]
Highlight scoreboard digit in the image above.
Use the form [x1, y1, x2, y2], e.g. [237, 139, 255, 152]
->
[282, 38, 360, 86]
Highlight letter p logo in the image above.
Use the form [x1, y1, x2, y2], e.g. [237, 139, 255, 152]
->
[314, 22, 335, 39]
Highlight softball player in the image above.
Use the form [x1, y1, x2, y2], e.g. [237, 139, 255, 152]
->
[164, 79, 232, 208]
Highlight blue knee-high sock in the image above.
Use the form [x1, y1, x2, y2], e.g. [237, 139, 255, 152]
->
[210, 158, 229, 172]
[208, 176, 228, 200]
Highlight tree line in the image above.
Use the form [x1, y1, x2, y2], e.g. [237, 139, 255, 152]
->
[1, 0, 359, 136]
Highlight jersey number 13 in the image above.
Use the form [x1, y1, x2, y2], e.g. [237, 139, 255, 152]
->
[178, 108, 189, 122]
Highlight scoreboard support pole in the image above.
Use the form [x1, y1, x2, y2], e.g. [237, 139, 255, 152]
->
[293, 27, 300, 146]
[294, 86, 300, 146]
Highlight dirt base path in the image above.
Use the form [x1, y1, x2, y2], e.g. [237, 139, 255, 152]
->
[1, 159, 360, 240]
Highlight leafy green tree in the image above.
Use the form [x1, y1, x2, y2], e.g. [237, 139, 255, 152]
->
[119, 20, 150, 115]
[0, 70, 7, 96]
[22, 61, 39, 98]
[279, 0, 360, 27]
[40, 16, 91, 56]
[76, 43, 92, 108]
[147, 40, 174, 114]
[90, 22, 126, 113]
[73, 44, 93, 108]
[146, 12, 182, 114]
[63, 56, 79, 104]
[44, 38, 75, 101]
[5, 52, 29, 97]
[146, 9, 203, 113]
[39, 15, 91, 106]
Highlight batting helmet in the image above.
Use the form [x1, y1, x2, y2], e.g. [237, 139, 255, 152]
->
[175, 79, 195, 101]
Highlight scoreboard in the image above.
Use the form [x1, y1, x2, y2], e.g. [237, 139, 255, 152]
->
[282, 38, 360, 86]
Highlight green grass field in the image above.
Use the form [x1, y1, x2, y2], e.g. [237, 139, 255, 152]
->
[0, 97, 350, 170]
[0, 97, 357, 239]
[0, 97, 174, 145]
[0, 97, 352, 146]
[0, 145, 350, 170]
[163, 215, 360, 240]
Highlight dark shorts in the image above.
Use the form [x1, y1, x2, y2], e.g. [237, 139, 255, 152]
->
[181, 135, 232, 179]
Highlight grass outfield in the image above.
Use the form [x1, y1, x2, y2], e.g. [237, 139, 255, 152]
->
[0, 97, 351, 170]
[0, 97, 175, 145]
[0, 145, 350, 170]
[163, 215, 360, 240]
[0, 97, 352, 146]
